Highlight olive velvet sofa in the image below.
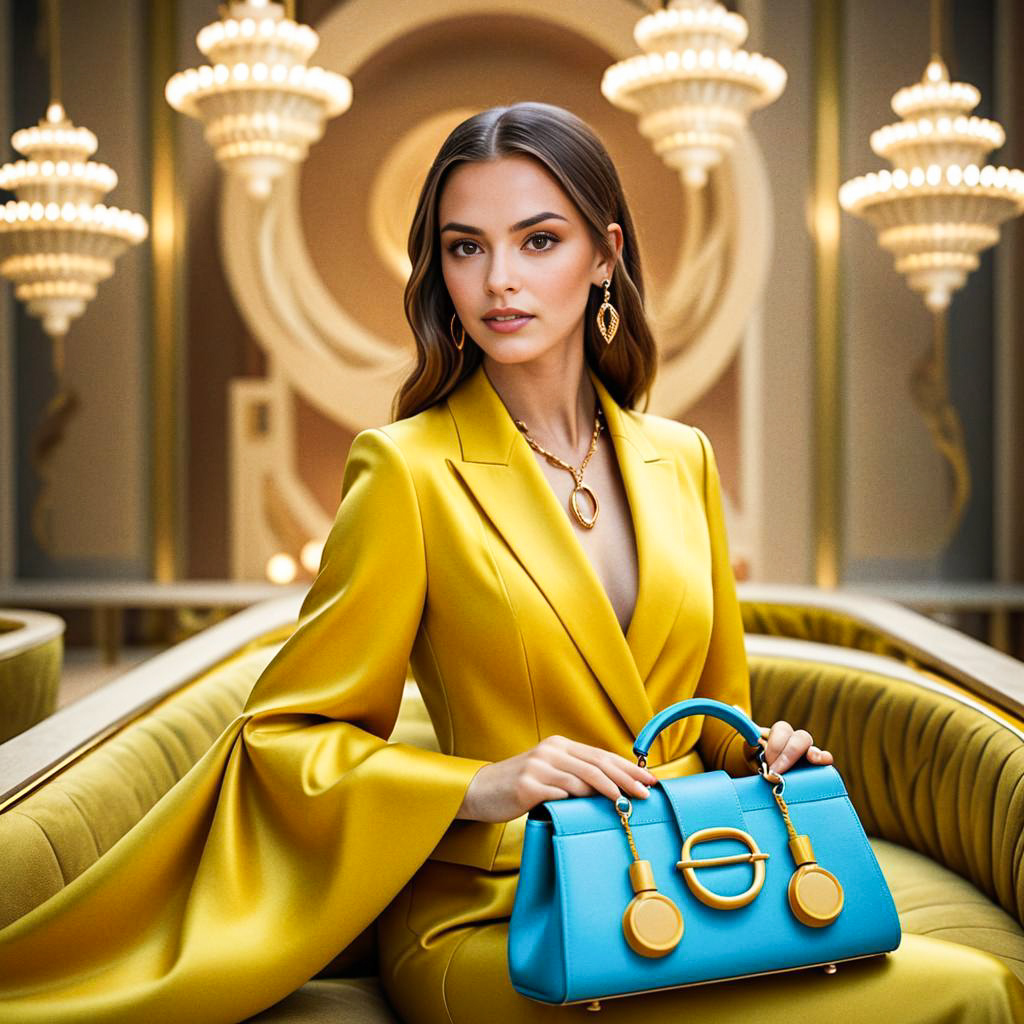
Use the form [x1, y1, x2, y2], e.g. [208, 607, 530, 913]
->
[0, 608, 64, 744]
[0, 586, 1022, 1022]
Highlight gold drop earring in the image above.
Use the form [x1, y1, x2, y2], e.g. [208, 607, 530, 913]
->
[596, 278, 619, 345]
[449, 313, 466, 351]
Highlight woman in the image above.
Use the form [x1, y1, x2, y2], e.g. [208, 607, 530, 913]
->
[0, 102, 1021, 1024]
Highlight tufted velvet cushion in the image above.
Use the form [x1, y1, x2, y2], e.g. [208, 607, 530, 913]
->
[871, 838, 1024, 980]
[243, 978, 399, 1023]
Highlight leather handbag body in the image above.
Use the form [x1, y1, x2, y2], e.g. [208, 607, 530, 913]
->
[508, 698, 902, 1007]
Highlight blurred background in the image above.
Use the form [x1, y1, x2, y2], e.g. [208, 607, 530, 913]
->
[0, 0, 1021, 710]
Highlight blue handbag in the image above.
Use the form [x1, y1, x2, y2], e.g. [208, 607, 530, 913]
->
[508, 698, 901, 1008]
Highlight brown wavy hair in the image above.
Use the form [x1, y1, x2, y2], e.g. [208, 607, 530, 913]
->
[392, 102, 658, 421]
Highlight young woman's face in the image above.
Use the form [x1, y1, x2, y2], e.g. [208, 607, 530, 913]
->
[438, 155, 621, 367]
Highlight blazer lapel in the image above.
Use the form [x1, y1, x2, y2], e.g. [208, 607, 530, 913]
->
[588, 369, 690, 689]
[445, 364, 688, 751]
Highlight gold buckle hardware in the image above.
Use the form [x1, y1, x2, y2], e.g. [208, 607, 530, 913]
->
[676, 826, 769, 910]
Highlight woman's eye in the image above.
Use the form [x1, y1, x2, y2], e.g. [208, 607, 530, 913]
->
[447, 233, 559, 258]
[449, 240, 480, 257]
[526, 232, 558, 252]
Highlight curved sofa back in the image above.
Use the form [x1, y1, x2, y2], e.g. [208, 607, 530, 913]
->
[747, 635, 1024, 931]
[1, 592, 1022, 936]
[0, 642, 272, 929]
[0, 609, 65, 743]
[0, 624, 439, 931]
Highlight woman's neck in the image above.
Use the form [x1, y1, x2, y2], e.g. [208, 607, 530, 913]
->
[481, 350, 599, 457]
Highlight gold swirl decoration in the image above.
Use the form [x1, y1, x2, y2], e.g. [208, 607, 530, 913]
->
[908, 314, 970, 545]
[29, 336, 79, 551]
[217, 0, 774, 573]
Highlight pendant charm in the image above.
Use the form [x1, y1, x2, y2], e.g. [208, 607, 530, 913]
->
[615, 795, 683, 959]
[621, 860, 684, 958]
[570, 481, 600, 528]
[764, 768, 844, 927]
[786, 836, 844, 927]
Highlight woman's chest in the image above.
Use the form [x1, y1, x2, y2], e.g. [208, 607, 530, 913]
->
[408, 442, 715, 756]
[529, 437, 639, 636]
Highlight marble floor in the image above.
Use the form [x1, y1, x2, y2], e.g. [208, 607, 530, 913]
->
[58, 645, 167, 709]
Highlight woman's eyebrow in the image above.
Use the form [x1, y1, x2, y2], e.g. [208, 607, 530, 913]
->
[440, 212, 569, 235]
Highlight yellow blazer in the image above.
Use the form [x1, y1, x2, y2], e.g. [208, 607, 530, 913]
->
[413, 362, 755, 871]
[0, 362, 753, 1023]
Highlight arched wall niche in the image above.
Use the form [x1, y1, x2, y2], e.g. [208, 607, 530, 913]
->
[219, 0, 773, 580]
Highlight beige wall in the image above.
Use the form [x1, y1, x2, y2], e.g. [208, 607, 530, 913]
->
[841, 0, 949, 574]
[740, 0, 816, 583]
[5, 0, 1018, 587]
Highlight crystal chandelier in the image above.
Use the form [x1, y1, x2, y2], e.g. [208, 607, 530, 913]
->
[165, 0, 352, 200]
[601, 0, 787, 188]
[839, 57, 1024, 313]
[0, 0, 149, 551]
[0, 102, 148, 339]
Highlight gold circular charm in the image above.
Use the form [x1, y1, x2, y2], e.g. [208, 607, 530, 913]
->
[677, 827, 769, 910]
[788, 864, 844, 927]
[570, 482, 600, 529]
[622, 892, 684, 958]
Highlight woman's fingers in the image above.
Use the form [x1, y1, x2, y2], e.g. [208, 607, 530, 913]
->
[559, 739, 657, 786]
[599, 761, 655, 799]
[770, 729, 812, 773]
[538, 740, 654, 801]
[578, 743, 659, 786]
[762, 721, 793, 769]
[763, 722, 834, 773]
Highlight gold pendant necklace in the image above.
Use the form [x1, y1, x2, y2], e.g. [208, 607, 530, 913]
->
[514, 407, 604, 529]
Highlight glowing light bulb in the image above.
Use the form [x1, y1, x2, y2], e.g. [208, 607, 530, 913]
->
[300, 538, 325, 575]
[266, 552, 298, 584]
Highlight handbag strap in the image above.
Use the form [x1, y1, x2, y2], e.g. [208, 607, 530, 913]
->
[633, 698, 763, 761]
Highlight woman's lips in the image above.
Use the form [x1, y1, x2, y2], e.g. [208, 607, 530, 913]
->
[483, 315, 534, 333]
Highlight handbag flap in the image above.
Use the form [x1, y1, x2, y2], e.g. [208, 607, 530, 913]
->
[541, 764, 848, 837]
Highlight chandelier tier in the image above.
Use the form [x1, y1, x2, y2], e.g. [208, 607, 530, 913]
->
[165, 0, 352, 200]
[839, 58, 1024, 313]
[0, 102, 148, 338]
[601, 0, 787, 189]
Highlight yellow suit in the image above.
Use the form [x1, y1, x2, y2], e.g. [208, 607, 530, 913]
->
[0, 363, 1021, 1023]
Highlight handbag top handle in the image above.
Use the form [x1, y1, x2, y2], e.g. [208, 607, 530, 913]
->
[633, 698, 763, 761]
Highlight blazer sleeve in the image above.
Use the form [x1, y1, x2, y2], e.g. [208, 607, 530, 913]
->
[690, 427, 762, 779]
[0, 427, 491, 1024]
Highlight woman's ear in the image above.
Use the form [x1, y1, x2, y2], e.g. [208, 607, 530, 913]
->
[594, 222, 624, 284]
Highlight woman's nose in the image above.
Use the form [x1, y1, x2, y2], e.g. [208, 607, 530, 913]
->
[485, 251, 520, 296]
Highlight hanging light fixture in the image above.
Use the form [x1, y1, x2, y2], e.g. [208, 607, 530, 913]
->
[839, 58, 1024, 313]
[165, 0, 352, 200]
[601, 0, 787, 188]
[838, 0, 1024, 544]
[0, 1, 148, 550]
[0, 105, 147, 338]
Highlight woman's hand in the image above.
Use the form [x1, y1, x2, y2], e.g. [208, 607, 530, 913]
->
[457, 735, 660, 823]
[757, 720, 834, 775]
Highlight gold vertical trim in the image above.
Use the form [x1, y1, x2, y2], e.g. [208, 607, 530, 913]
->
[813, 0, 842, 588]
[148, 0, 185, 581]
